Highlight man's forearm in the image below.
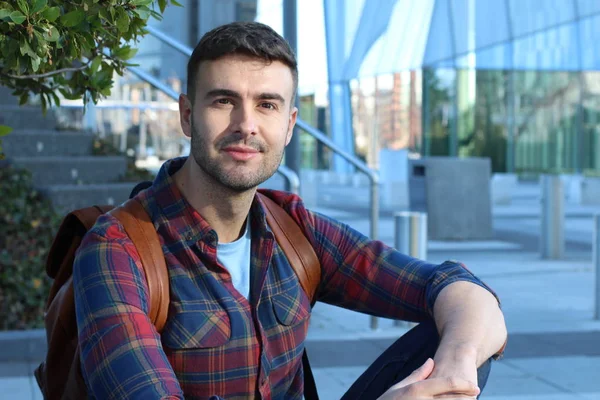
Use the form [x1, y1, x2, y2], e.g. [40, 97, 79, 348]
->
[432, 281, 507, 366]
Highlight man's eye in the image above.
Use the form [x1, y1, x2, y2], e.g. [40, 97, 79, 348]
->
[217, 99, 231, 105]
[261, 102, 276, 110]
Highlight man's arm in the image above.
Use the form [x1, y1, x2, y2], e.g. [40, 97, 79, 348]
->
[73, 217, 184, 399]
[430, 280, 507, 386]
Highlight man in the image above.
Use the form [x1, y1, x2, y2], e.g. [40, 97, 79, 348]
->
[73, 22, 507, 399]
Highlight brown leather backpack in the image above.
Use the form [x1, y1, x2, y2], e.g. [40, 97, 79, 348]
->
[34, 192, 322, 400]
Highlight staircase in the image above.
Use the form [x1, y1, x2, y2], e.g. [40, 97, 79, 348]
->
[1, 87, 138, 214]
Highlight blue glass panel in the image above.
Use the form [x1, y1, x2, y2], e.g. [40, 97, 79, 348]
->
[576, 0, 600, 18]
[474, 0, 511, 51]
[578, 15, 600, 70]
[423, 0, 455, 67]
[450, 0, 471, 55]
[358, 0, 434, 75]
[512, 22, 580, 70]
[509, 0, 575, 38]
[468, 41, 513, 70]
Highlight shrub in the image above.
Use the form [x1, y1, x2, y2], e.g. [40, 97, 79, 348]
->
[0, 164, 60, 330]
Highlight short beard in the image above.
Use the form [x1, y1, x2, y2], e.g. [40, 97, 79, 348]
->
[189, 122, 284, 193]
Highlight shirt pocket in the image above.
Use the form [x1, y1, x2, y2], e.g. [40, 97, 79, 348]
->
[271, 282, 311, 327]
[161, 301, 231, 349]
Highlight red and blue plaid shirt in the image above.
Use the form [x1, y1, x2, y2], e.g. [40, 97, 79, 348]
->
[73, 157, 499, 399]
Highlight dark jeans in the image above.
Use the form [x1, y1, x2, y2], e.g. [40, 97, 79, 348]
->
[339, 319, 492, 400]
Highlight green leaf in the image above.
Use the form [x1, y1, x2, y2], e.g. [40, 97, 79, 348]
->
[116, 9, 130, 32]
[60, 9, 85, 27]
[31, 0, 47, 14]
[40, 93, 47, 115]
[30, 55, 40, 72]
[99, 86, 111, 96]
[16, 0, 28, 15]
[132, 0, 153, 5]
[97, 7, 110, 22]
[18, 92, 29, 106]
[148, 9, 163, 20]
[90, 56, 101, 74]
[134, 6, 151, 20]
[158, 0, 167, 13]
[0, 9, 11, 20]
[19, 38, 35, 57]
[113, 45, 137, 60]
[0, 125, 13, 137]
[58, 88, 81, 100]
[44, 25, 59, 42]
[171, 0, 183, 6]
[9, 10, 26, 24]
[50, 91, 60, 107]
[41, 6, 59, 22]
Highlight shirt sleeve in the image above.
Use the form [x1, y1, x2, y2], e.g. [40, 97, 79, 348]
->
[72, 215, 184, 399]
[302, 209, 501, 323]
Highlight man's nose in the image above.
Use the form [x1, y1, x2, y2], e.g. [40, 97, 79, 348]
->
[232, 105, 258, 137]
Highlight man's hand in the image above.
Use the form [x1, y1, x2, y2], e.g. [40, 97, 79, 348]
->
[377, 359, 480, 399]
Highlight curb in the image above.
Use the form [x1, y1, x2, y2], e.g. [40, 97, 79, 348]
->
[0, 329, 46, 362]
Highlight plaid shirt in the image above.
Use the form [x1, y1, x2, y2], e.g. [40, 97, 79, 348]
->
[73, 157, 499, 400]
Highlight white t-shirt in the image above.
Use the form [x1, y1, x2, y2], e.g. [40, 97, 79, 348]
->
[216, 218, 251, 299]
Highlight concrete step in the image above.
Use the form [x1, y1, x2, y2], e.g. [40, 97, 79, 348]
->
[40, 182, 137, 214]
[12, 156, 128, 186]
[2, 130, 94, 157]
[0, 105, 57, 130]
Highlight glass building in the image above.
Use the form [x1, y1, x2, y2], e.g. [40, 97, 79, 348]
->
[317, 0, 600, 176]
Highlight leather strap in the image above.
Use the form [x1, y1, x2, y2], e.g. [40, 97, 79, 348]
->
[258, 193, 321, 399]
[258, 193, 321, 304]
[109, 199, 170, 333]
[72, 205, 113, 231]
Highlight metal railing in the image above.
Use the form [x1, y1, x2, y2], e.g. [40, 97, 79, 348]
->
[142, 26, 382, 328]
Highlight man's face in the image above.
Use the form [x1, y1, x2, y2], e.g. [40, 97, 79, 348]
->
[179, 54, 297, 192]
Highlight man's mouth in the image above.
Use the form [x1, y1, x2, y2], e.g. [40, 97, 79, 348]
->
[222, 145, 260, 161]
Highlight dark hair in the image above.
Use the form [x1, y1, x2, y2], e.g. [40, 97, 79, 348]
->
[186, 22, 298, 103]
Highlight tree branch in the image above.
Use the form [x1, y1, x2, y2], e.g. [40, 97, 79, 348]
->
[3, 63, 90, 80]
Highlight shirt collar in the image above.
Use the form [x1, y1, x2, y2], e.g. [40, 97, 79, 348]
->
[145, 156, 272, 244]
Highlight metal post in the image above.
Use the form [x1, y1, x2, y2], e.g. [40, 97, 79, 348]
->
[394, 212, 428, 260]
[84, 95, 97, 133]
[540, 175, 564, 259]
[594, 214, 600, 320]
[370, 180, 380, 330]
[393, 212, 428, 327]
[283, 0, 301, 186]
[139, 110, 147, 160]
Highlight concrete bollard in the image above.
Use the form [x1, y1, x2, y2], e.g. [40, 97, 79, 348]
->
[540, 175, 564, 259]
[393, 211, 428, 327]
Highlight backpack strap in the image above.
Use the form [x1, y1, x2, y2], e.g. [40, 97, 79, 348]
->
[258, 193, 321, 305]
[257, 193, 321, 400]
[109, 199, 170, 333]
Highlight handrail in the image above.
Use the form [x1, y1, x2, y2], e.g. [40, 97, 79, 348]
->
[60, 100, 178, 111]
[294, 120, 378, 182]
[128, 66, 180, 100]
[294, 119, 379, 236]
[146, 25, 194, 55]
[141, 27, 381, 328]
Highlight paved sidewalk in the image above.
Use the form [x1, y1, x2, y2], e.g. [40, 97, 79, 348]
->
[2, 181, 600, 399]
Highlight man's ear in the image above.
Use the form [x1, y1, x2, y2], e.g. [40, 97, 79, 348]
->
[285, 106, 298, 146]
[179, 94, 193, 138]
